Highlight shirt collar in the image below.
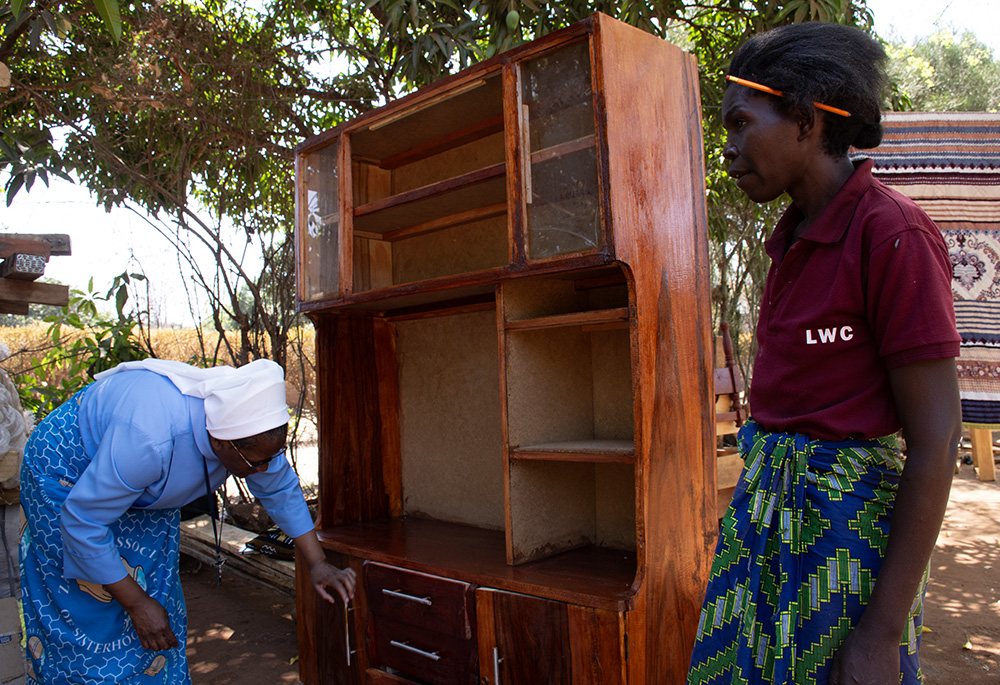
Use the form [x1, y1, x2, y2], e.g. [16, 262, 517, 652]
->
[766, 158, 875, 259]
[187, 397, 215, 459]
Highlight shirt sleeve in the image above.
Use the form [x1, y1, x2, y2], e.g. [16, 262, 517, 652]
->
[867, 222, 961, 369]
[244, 456, 315, 539]
[61, 420, 170, 585]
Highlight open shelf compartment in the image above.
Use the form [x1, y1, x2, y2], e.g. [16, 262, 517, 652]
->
[349, 72, 511, 293]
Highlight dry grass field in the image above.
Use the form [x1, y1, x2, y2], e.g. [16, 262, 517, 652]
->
[0, 322, 318, 418]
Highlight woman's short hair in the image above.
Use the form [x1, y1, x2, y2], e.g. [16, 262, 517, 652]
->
[727, 22, 888, 155]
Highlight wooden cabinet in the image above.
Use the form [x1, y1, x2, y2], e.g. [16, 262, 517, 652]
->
[477, 589, 624, 685]
[294, 12, 716, 684]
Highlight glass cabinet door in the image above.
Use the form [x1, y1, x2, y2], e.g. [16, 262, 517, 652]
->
[520, 39, 601, 260]
[298, 139, 341, 301]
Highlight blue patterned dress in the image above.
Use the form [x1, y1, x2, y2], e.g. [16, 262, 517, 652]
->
[20, 389, 189, 684]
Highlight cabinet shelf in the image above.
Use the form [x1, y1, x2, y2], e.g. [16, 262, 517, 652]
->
[353, 163, 507, 236]
[510, 440, 634, 463]
[529, 134, 596, 166]
[316, 517, 636, 611]
[504, 306, 628, 331]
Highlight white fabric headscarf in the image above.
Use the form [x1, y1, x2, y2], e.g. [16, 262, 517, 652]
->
[93, 359, 289, 440]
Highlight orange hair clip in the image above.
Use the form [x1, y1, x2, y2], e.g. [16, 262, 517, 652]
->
[726, 75, 852, 118]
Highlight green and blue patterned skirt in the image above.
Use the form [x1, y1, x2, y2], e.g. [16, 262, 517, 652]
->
[688, 419, 925, 684]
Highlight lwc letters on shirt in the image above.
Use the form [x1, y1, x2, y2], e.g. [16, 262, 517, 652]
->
[806, 326, 854, 344]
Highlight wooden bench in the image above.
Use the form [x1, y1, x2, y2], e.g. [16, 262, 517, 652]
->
[180, 515, 295, 595]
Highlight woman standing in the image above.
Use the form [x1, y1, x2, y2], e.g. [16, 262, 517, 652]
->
[21, 359, 356, 683]
[688, 23, 962, 684]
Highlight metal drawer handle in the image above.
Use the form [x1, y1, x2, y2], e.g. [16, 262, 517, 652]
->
[390, 640, 441, 661]
[382, 588, 433, 606]
[344, 602, 356, 666]
[493, 646, 503, 684]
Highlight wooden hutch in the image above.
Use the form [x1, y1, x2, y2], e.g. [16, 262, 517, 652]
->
[293, 13, 716, 684]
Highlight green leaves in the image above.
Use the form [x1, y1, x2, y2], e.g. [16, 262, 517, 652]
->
[15, 271, 151, 419]
[0, 128, 72, 206]
[92, 0, 123, 41]
[887, 30, 1000, 112]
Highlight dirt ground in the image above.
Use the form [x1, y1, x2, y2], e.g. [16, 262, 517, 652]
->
[182, 461, 1000, 685]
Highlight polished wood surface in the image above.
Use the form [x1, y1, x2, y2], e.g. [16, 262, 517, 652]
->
[296, 550, 359, 685]
[477, 589, 624, 684]
[594, 13, 714, 681]
[369, 616, 477, 685]
[296, 13, 713, 684]
[315, 315, 396, 526]
[318, 518, 635, 611]
[365, 562, 476, 640]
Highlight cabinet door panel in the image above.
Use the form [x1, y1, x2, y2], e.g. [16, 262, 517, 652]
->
[476, 588, 624, 685]
[520, 38, 602, 260]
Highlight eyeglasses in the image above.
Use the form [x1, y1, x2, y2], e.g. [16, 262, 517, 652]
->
[725, 75, 852, 118]
[229, 441, 287, 475]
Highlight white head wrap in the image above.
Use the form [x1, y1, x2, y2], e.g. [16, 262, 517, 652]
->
[93, 359, 289, 440]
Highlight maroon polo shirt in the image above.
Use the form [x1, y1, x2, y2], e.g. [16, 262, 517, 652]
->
[749, 159, 960, 440]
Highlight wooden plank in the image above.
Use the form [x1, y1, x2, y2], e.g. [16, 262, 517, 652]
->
[475, 589, 498, 685]
[714, 367, 744, 395]
[716, 453, 743, 490]
[594, 13, 713, 683]
[381, 203, 507, 243]
[295, 553, 319, 685]
[504, 307, 629, 331]
[374, 319, 403, 518]
[354, 163, 506, 219]
[0, 279, 68, 306]
[379, 114, 505, 170]
[0, 301, 29, 315]
[317, 518, 635, 612]
[567, 604, 626, 684]
[530, 134, 596, 166]
[179, 515, 295, 582]
[385, 297, 495, 323]
[0, 236, 55, 259]
[511, 440, 634, 464]
[971, 428, 996, 482]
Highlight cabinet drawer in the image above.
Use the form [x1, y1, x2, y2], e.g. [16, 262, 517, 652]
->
[370, 617, 477, 685]
[364, 562, 476, 640]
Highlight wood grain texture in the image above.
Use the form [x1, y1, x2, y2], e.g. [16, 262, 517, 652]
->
[593, 12, 714, 682]
[298, 13, 714, 684]
[0, 279, 67, 306]
[0, 234, 65, 257]
[477, 589, 624, 684]
[317, 518, 635, 611]
[296, 550, 358, 685]
[365, 562, 476, 641]
[316, 315, 394, 526]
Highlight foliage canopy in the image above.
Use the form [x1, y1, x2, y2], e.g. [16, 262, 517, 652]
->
[2, 0, 875, 384]
[888, 30, 1000, 112]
